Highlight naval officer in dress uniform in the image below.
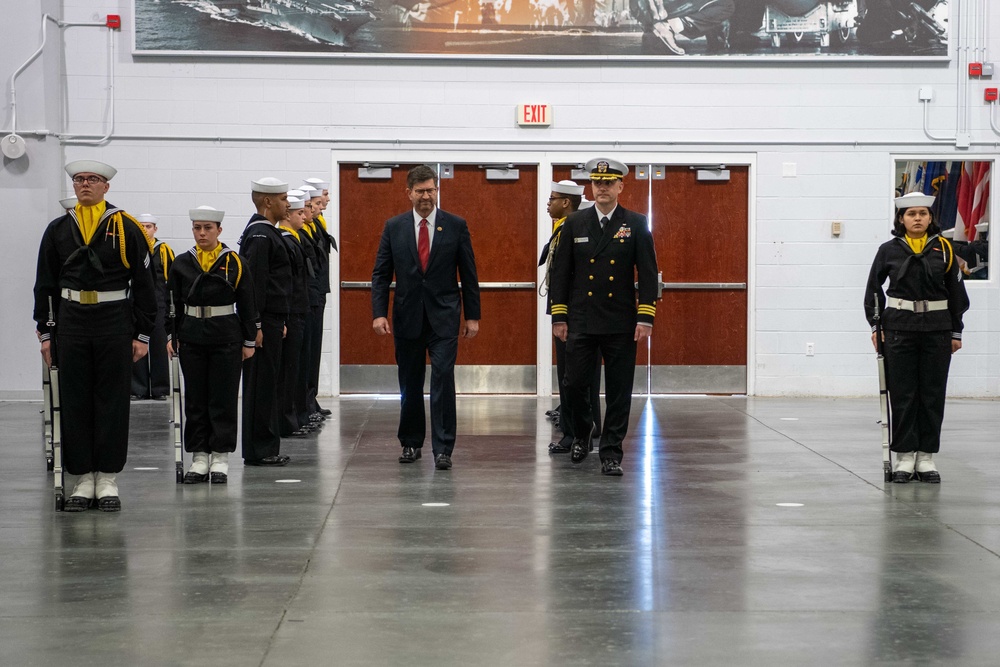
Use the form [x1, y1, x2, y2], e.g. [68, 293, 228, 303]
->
[238, 177, 293, 467]
[169, 206, 259, 484]
[33, 159, 157, 511]
[549, 158, 659, 476]
[864, 192, 970, 483]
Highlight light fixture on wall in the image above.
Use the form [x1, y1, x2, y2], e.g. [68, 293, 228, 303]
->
[2, 133, 27, 160]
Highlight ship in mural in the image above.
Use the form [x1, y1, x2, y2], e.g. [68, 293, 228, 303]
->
[210, 0, 376, 46]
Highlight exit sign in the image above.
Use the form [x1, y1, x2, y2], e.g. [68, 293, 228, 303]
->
[517, 104, 552, 126]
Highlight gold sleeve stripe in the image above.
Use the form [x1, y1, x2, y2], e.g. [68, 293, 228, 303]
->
[550, 305, 569, 314]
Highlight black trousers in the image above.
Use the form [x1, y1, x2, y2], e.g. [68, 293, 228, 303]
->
[279, 313, 307, 436]
[241, 313, 284, 461]
[554, 335, 602, 441]
[131, 307, 169, 398]
[56, 333, 133, 475]
[394, 314, 458, 457]
[566, 331, 637, 464]
[180, 341, 243, 454]
[305, 295, 326, 413]
[884, 329, 953, 454]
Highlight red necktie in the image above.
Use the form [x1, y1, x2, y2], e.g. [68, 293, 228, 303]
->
[418, 219, 430, 271]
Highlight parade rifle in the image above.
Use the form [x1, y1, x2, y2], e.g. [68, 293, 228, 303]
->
[873, 291, 892, 482]
[169, 291, 184, 484]
[47, 296, 65, 510]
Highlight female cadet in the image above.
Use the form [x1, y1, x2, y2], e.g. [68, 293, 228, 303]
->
[168, 206, 259, 484]
[864, 192, 970, 483]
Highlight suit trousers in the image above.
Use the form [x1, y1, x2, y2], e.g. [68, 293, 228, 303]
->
[278, 313, 307, 436]
[565, 331, 637, 464]
[554, 335, 602, 441]
[884, 329, 952, 454]
[394, 314, 458, 456]
[131, 305, 170, 398]
[241, 313, 284, 461]
[56, 332, 133, 475]
[180, 341, 242, 454]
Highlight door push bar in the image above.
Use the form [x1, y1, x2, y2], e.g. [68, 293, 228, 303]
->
[645, 273, 747, 299]
[342, 281, 536, 289]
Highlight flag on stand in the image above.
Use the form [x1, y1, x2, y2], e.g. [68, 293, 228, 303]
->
[954, 162, 991, 242]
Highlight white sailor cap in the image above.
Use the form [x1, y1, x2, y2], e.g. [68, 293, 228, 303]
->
[579, 197, 595, 210]
[894, 192, 935, 209]
[551, 180, 585, 196]
[251, 177, 288, 194]
[189, 205, 225, 223]
[137, 213, 159, 224]
[586, 157, 628, 180]
[303, 177, 329, 191]
[287, 190, 307, 210]
[299, 184, 317, 195]
[59, 197, 78, 210]
[66, 160, 116, 180]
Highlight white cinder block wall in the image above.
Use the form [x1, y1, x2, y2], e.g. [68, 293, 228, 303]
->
[2, 0, 998, 398]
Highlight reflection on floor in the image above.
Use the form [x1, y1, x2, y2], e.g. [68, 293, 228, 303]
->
[2, 396, 1000, 666]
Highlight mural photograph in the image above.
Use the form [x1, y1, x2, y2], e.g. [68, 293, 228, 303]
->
[133, 0, 949, 59]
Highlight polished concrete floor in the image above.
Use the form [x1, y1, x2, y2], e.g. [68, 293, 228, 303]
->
[3, 395, 1000, 666]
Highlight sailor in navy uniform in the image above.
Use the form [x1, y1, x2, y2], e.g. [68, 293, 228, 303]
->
[540, 180, 603, 455]
[864, 192, 970, 483]
[168, 206, 259, 484]
[131, 213, 174, 400]
[33, 159, 157, 511]
[276, 192, 313, 438]
[549, 158, 659, 476]
[302, 177, 337, 421]
[238, 177, 293, 467]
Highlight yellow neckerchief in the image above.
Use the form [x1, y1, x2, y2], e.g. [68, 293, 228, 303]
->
[74, 201, 107, 245]
[315, 214, 327, 231]
[904, 233, 928, 254]
[552, 216, 566, 233]
[300, 223, 315, 238]
[196, 243, 223, 273]
[279, 224, 300, 241]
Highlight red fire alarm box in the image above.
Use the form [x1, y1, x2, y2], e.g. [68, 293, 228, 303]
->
[106, 15, 121, 29]
[986, 88, 999, 102]
[970, 62, 983, 77]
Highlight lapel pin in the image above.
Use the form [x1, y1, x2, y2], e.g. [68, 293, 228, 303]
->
[437, 226, 442, 231]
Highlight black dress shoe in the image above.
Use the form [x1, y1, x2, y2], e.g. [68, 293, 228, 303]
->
[892, 470, 913, 483]
[97, 496, 121, 512]
[152, 395, 168, 401]
[183, 471, 209, 484]
[570, 440, 588, 463]
[548, 440, 572, 454]
[601, 460, 623, 476]
[64, 496, 92, 512]
[916, 470, 941, 483]
[245, 455, 290, 467]
[309, 412, 326, 422]
[210, 472, 228, 485]
[399, 447, 421, 463]
[435, 454, 452, 470]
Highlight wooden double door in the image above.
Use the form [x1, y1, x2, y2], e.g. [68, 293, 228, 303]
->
[553, 164, 749, 394]
[338, 163, 538, 393]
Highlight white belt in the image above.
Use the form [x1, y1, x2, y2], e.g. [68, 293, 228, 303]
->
[61, 288, 128, 305]
[185, 304, 236, 319]
[886, 298, 948, 313]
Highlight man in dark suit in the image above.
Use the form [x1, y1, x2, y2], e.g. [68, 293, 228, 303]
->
[549, 157, 659, 477]
[372, 165, 481, 470]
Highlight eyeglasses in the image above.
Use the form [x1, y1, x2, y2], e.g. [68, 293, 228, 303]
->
[72, 175, 106, 185]
[547, 196, 568, 202]
[412, 188, 438, 196]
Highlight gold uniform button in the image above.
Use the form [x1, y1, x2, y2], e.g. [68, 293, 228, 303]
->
[610, 260, 615, 265]
[587, 291, 593, 296]
[620, 239, 625, 243]
[589, 275, 594, 280]
[608, 293, 613, 297]
[590, 259, 595, 264]
[609, 276, 614, 281]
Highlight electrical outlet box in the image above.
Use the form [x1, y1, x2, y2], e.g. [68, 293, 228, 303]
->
[956, 133, 972, 149]
[918, 87, 934, 101]
[806, 343, 815, 357]
[984, 62, 996, 77]
[831, 221, 842, 237]
[986, 88, 998, 102]
[106, 14, 121, 29]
